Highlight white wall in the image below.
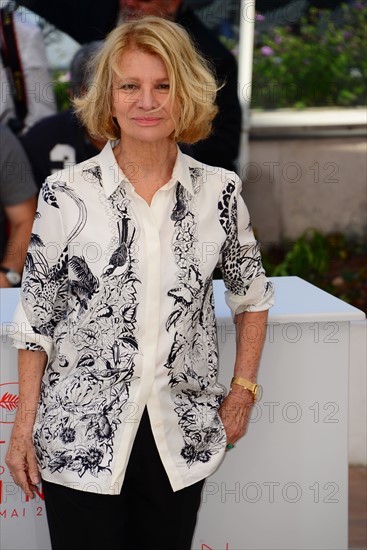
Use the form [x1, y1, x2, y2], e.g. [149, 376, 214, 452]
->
[239, 111, 367, 465]
[241, 109, 367, 245]
[349, 320, 367, 465]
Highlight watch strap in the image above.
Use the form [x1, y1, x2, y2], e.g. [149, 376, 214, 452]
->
[231, 376, 256, 392]
[231, 376, 260, 401]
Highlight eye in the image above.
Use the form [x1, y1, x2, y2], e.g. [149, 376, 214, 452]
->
[156, 83, 170, 92]
[119, 83, 138, 92]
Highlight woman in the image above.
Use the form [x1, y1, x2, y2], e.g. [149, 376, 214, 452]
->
[6, 16, 274, 550]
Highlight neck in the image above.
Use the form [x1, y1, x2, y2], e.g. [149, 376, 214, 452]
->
[113, 138, 178, 204]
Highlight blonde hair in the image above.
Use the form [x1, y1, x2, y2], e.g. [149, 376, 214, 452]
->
[73, 15, 220, 144]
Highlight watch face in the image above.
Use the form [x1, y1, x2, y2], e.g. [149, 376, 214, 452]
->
[6, 270, 21, 286]
[255, 384, 263, 403]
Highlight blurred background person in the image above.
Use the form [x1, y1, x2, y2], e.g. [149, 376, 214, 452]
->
[0, 122, 37, 287]
[20, 41, 105, 189]
[0, 1, 56, 134]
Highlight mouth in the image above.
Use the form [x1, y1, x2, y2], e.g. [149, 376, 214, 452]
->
[133, 117, 162, 125]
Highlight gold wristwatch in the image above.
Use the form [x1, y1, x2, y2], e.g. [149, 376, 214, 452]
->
[231, 376, 262, 402]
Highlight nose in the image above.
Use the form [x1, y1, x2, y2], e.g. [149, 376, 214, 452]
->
[135, 87, 157, 110]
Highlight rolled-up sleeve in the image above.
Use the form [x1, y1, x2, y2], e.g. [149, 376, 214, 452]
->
[218, 175, 275, 318]
[11, 182, 69, 359]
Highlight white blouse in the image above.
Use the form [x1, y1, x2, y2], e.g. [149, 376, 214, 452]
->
[12, 141, 274, 494]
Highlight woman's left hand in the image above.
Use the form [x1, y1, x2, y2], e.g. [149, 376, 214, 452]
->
[218, 386, 255, 447]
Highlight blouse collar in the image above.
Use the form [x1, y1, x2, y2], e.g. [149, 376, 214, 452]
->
[96, 140, 194, 198]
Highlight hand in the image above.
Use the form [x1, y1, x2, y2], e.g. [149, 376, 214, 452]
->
[219, 386, 254, 447]
[5, 422, 40, 499]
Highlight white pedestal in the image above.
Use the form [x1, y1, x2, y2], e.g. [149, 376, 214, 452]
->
[193, 277, 365, 550]
[0, 289, 52, 550]
[0, 277, 365, 550]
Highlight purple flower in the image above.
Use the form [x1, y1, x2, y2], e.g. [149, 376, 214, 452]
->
[261, 46, 274, 56]
[275, 35, 283, 44]
[256, 13, 265, 21]
[344, 31, 352, 39]
[58, 71, 70, 83]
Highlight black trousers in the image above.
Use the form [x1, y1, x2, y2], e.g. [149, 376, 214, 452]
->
[42, 408, 205, 550]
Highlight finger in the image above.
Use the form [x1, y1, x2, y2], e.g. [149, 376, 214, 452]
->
[27, 462, 41, 485]
[20, 480, 36, 500]
[11, 468, 35, 499]
[11, 466, 27, 486]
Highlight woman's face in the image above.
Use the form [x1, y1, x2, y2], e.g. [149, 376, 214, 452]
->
[112, 49, 179, 145]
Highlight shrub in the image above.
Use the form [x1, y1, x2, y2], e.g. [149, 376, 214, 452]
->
[52, 70, 71, 112]
[251, 2, 367, 109]
[262, 229, 367, 313]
